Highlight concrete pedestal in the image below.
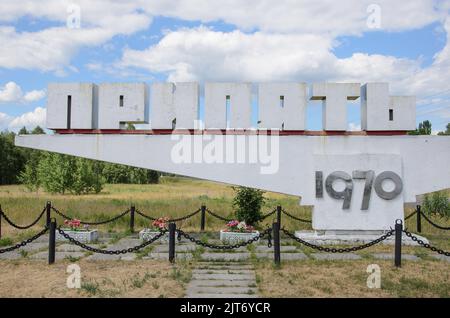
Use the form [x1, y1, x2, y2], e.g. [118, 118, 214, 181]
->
[294, 230, 428, 246]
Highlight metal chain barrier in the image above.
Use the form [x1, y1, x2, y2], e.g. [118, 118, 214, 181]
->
[57, 227, 167, 254]
[404, 210, 417, 221]
[0, 207, 46, 230]
[205, 208, 233, 222]
[403, 229, 450, 256]
[281, 228, 394, 253]
[51, 206, 130, 225]
[176, 228, 272, 250]
[135, 208, 201, 222]
[259, 209, 277, 221]
[281, 208, 312, 223]
[418, 211, 450, 230]
[0, 227, 48, 254]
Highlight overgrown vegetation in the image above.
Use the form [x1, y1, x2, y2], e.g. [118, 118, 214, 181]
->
[232, 186, 266, 225]
[423, 192, 450, 218]
[1, 126, 160, 194]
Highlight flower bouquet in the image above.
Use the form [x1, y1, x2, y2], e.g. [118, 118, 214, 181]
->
[139, 217, 171, 243]
[56, 219, 99, 243]
[220, 219, 259, 244]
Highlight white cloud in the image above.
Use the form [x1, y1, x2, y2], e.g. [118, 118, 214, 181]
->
[0, 1, 152, 73]
[142, 0, 445, 35]
[0, 81, 46, 103]
[0, 112, 12, 131]
[8, 107, 46, 130]
[0, 82, 23, 102]
[23, 90, 46, 103]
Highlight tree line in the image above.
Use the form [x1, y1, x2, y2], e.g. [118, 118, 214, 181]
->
[0, 126, 160, 194]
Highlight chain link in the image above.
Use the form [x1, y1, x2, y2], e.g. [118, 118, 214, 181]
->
[205, 208, 233, 222]
[57, 227, 167, 254]
[0, 227, 49, 254]
[419, 211, 450, 230]
[258, 209, 277, 221]
[281, 228, 394, 253]
[176, 228, 272, 250]
[0, 207, 46, 230]
[51, 206, 130, 225]
[404, 210, 417, 221]
[281, 209, 312, 224]
[135, 208, 201, 222]
[403, 229, 450, 256]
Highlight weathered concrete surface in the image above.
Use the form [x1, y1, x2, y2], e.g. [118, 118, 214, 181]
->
[31, 251, 85, 260]
[255, 252, 308, 260]
[200, 253, 250, 261]
[311, 253, 362, 260]
[372, 253, 420, 261]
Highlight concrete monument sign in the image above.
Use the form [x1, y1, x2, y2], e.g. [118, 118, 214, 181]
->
[15, 82, 450, 243]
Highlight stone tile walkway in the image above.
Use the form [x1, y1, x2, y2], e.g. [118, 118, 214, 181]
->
[185, 262, 259, 298]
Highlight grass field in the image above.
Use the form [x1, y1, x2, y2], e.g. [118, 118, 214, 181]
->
[0, 177, 312, 239]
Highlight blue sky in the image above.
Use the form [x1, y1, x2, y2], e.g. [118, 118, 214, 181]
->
[0, 1, 449, 133]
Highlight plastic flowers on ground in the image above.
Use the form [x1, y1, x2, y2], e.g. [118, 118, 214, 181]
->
[63, 219, 88, 231]
[151, 217, 170, 231]
[224, 220, 255, 233]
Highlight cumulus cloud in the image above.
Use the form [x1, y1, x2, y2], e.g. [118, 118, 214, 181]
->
[0, 112, 13, 131]
[0, 1, 152, 73]
[0, 82, 46, 103]
[8, 107, 47, 130]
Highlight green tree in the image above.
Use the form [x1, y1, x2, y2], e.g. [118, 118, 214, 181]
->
[0, 131, 27, 184]
[37, 153, 75, 194]
[232, 186, 266, 225]
[437, 123, 450, 135]
[18, 127, 28, 135]
[31, 126, 45, 134]
[408, 120, 432, 135]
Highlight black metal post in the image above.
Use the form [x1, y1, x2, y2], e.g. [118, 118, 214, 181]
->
[394, 219, 402, 268]
[48, 218, 56, 265]
[200, 205, 206, 231]
[276, 205, 282, 227]
[46, 201, 51, 227]
[273, 221, 281, 265]
[0, 204, 2, 239]
[130, 205, 135, 233]
[168, 222, 176, 263]
[416, 205, 422, 233]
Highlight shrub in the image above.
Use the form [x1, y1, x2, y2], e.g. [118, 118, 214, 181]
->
[423, 192, 450, 218]
[232, 186, 266, 225]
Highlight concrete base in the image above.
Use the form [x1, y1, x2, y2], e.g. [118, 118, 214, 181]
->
[294, 230, 428, 246]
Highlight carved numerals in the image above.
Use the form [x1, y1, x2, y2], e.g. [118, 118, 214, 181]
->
[316, 170, 403, 210]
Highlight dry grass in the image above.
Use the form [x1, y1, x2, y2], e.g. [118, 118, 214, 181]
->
[0, 177, 311, 239]
[0, 259, 191, 298]
[255, 260, 450, 298]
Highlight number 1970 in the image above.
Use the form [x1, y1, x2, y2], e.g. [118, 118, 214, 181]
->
[315, 171, 403, 210]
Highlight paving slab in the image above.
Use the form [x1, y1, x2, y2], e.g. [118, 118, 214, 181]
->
[85, 254, 121, 261]
[372, 253, 420, 261]
[195, 264, 254, 270]
[188, 286, 258, 294]
[192, 269, 254, 275]
[311, 253, 362, 260]
[56, 244, 84, 252]
[145, 253, 193, 260]
[108, 238, 142, 249]
[120, 254, 137, 261]
[31, 251, 85, 261]
[200, 253, 250, 261]
[255, 246, 297, 252]
[430, 254, 450, 262]
[187, 280, 256, 287]
[255, 252, 308, 260]
[0, 250, 22, 260]
[19, 242, 48, 253]
[152, 245, 197, 253]
[192, 273, 255, 281]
